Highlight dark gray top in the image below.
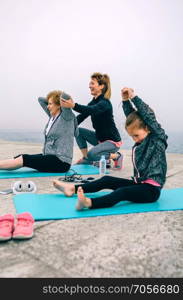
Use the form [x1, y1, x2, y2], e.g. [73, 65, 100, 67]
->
[122, 96, 168, 187]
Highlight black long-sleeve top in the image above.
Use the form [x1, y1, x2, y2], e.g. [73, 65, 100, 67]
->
[122, 96, 168, 187]
[73, 94, 121, 142]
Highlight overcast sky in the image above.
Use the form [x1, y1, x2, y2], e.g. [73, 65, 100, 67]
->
[0, 0, 182, 135]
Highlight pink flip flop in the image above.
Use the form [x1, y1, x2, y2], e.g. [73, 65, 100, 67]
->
[13, 212, 34, 240]
[0, 214, 14, 242]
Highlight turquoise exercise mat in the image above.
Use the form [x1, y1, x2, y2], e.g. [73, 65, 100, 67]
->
[0, 164, 107, 179]
[13, 188, 183, 221]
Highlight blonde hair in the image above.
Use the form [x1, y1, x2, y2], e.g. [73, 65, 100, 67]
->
[91, 72, 111, 99]
[125, 111, 147, 130]
[46, 90, 62, 106]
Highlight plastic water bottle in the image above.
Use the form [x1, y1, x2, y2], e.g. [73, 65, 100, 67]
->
[99, 155, 106, 177]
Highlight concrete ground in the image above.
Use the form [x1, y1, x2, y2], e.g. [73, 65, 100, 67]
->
[0, 140, 183, 278]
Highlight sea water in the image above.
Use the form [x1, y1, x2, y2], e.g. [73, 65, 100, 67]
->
[0, 130, 182, 154]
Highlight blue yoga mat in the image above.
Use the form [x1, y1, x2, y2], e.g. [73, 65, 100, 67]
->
[13, 188, 183, 221]
[0, 165, 107, 179]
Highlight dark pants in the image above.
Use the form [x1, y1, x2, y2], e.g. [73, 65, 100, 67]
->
[75, 175, 161, 209]
[15, 153, 70, 173]
[75, 128, 120, 161]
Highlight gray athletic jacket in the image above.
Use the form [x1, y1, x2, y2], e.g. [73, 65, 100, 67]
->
[122, 96, 168, 187]
[38, 97, 78, 165]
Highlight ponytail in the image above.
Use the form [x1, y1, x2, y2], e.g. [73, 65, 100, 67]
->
[103, 74, 111, 99]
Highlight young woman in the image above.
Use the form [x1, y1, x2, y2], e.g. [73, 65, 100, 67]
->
[0, 90, 78, 172]
[53, 87, 168, 210]
[60, 72, 123, 169]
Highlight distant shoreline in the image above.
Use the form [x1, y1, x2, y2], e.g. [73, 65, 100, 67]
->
[0, 138, 182, 155]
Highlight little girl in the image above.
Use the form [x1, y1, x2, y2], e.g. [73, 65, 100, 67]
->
[53, 87, 168, 210]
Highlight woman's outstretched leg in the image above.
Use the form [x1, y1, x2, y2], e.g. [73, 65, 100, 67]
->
[0, 156, 23, 170]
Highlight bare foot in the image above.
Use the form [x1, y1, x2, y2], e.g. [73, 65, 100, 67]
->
[53, 180, 75, 196]
[76, 186, 91, 210]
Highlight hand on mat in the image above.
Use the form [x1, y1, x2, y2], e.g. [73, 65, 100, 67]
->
[12, 181, 37, 194]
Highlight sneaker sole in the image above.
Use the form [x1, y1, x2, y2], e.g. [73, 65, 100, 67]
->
[13, 233, 33, 240]
[0, 236, 12, 241]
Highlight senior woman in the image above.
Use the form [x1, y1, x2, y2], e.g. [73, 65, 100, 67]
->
[61, 72, 123, 169]
[0, 90, 78, 172]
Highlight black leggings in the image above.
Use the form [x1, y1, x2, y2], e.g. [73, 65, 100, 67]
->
[75, 176, 161, 209]
[15, 153, 70, 173]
